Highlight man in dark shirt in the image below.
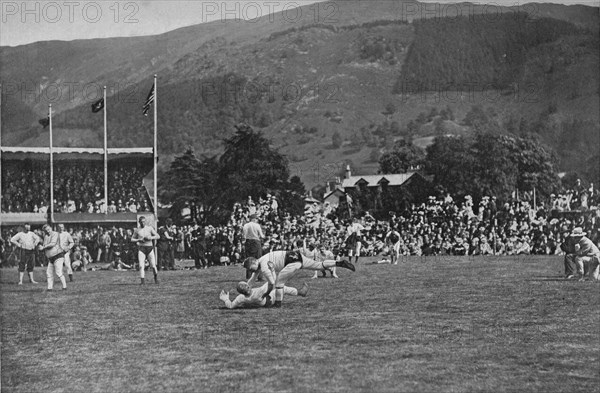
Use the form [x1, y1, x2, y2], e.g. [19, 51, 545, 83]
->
[560, 231, 578, 279]
[157, 218, 174, 271]
[190, 222, 206, 269]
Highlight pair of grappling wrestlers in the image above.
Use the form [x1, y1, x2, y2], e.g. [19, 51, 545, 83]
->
[220, 249, 355, 309]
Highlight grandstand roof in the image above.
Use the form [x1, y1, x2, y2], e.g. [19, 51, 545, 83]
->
[1, 147, 153, 161]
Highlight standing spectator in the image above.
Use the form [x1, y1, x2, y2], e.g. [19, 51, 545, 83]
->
[131, 216, 160, 285]
[176, 227, 185, 262]
[560, 231, 578, 279]
[41, 224, 67, 291]
[242, 214, 264, 279]
[157, 219, 174, 271]
[10, 224, 41, 285]
[190, 222, 207, 269]
[96, 229, 111, 264]
[346, 217, 365, 264]
[167, 223, 177, 270]
[57, 224, 75, 282]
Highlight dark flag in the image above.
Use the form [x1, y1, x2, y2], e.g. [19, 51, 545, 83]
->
[142, 83, 155, 116]
[39, 116, 50, 128]
[91, 98, 104, 113]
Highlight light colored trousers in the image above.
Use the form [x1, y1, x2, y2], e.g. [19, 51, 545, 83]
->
[63, 252, 73, 275]
[576, 255, 600, 280]
[47, 258, 67, 289]
[274, 259, 335, 301]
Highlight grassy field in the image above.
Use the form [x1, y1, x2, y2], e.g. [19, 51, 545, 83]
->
[1, 255, 599, 393]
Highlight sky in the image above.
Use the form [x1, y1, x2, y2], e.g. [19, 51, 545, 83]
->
[1, 0, 598, 47]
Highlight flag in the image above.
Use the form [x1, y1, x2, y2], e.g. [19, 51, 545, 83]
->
[91, 98, 104, 113]
[39, 116, 49, 128]
[142, 83, 155, 116]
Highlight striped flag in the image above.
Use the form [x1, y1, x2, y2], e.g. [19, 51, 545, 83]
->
[142, 83, 155, 116]
[91, 98, 104, 113]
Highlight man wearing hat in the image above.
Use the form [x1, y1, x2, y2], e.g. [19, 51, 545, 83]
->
[570, 227, 600, 281]
[242, 213, 264, 279]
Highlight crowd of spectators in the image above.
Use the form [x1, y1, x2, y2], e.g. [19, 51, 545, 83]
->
[1, 160, 152, 213]
[1, 185, 599, 269]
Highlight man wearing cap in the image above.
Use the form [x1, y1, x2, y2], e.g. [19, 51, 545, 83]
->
[10, 224, 41, 285]
[131, 216, 160, 284]
[243, 213, 264, 279]
[219, 281, 309, 309]
[244, 250, 355, 307]
[570, 227, 600, 281]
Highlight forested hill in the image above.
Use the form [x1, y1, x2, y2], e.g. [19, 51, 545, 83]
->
[1, 1, 598, 187]
[398, 13, 584, 91]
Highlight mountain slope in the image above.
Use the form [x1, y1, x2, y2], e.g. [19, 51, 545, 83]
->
[1, 1, 598, 188]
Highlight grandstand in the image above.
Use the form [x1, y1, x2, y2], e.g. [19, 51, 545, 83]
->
[0, 146, 156, 226]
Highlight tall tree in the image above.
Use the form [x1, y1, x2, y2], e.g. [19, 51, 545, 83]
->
[378, 140, 425, 174]
[218, 123, 291, 207]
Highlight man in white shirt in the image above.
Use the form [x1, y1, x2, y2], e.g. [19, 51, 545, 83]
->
[384, 223, 402, 265]
[244, 250, 355, 307]
[10, 224, 41, 285]
[242, 214, 264, 279]
[41, 224, 67, 291]
[219, 281, 308, 309]
[57, 224, 75, 282]
[346, 217, 365, 264]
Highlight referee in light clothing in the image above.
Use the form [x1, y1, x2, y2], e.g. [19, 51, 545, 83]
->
[242, 213, 264, 279]
[10, 224, 41, 285]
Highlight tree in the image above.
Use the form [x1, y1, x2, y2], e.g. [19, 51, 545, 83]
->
[424, 133, 559, 201]
[462, 105, 489, 131]
[369, 148, 380, 163]
[382, 103, 397, 117]
[378, 140, 425, 174]
[159, 149, 220, 223]
[425, 135, 476, 199]
[332, 131, 342, 149]
[279, 176, 306, 217]
[440, 105, 454, 121]
[219, 123, 290, 208]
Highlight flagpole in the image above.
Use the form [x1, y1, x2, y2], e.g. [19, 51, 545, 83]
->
[104, 86, 108, 215]
[153, 74, 158, 222]
[0, 83, 3, 214]
[49, 104, 54, 224]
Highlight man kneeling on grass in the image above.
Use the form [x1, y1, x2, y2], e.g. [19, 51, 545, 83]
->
[570, 227, 600, 281]
[220, 281, 309, 309]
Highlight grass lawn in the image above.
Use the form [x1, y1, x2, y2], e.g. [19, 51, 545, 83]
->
[1, 255, 599, 393]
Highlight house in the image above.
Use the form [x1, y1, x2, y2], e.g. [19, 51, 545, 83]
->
[326, 165, 432, 213]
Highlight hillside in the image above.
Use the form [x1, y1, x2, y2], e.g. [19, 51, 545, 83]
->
[1, 1, 598, 188]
